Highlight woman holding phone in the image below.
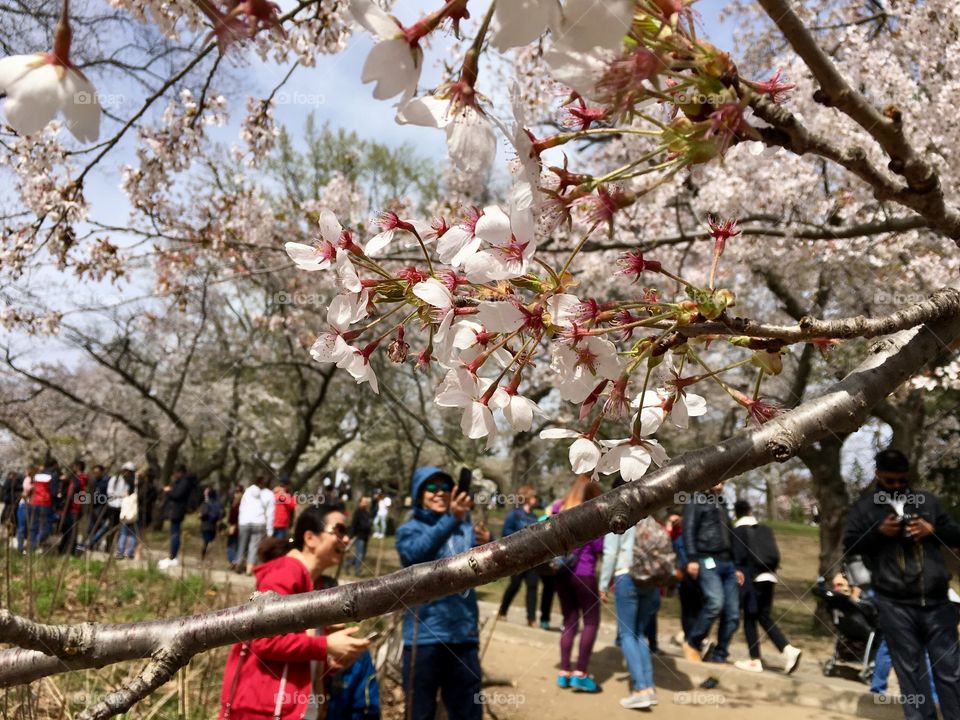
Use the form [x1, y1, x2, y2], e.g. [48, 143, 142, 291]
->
[219, 504, 370, 720]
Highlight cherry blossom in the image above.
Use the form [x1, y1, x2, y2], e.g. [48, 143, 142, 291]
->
[596, 437, 668, 481]
[350, 0, 422, 101]
[464, 186, 537, 282]
[398, 93, 496, 176]
[284, 209, 342, 271]
[550, 336, 622, 403]
[540, 427, 603, 474]
[634, 387, 707, 429]
[490, 0, 559, 51]
[0, 55, 99, 142]
[435, 368, 509, 447]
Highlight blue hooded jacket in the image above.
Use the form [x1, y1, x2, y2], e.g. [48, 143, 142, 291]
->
[395, 466, 479, 646]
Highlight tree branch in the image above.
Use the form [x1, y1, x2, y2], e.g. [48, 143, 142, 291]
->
[0, 305, 957, 715]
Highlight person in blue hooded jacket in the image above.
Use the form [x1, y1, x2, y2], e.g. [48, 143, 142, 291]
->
[396, 466, 491, 720]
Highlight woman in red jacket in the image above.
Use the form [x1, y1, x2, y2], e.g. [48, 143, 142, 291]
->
[220, 504, 369, 720]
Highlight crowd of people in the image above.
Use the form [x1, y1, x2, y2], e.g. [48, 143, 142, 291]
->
[3, 448, 956, 720]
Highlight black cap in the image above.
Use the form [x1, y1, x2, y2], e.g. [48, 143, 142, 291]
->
[875, 448, 909, 474]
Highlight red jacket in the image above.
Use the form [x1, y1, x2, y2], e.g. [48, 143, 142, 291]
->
[273, 490, 296, 530]
[68, 473, 88, 515]
[30, 473, 53, 508]
[219, 556, 327, 720]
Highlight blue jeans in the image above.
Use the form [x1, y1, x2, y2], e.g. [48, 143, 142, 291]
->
[871, 638, 940, 705]
[16, 503, 28, 553]
[614, 574, 659, 691]
[118, 524, 137, 557]
[351, 537, 368, 573]
[169, 518, 182, 560]
[226, 535, 238, 564]
[373, 514, 387, 536]
[688, 557, 740, 661]
[28, 505, 53, 550]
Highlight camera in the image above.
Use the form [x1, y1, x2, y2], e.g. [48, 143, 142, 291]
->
[900, 512, 918, 537]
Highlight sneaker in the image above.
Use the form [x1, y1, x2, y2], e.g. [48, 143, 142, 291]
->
[701, 639, 717, 661]
[782, 645, 802, 675]
[157, 558, 170, 570]
[735, 659, 763, 673]
[540, 620, 551, 631]
[619, 693, 651, 709]
[671, 631, 685, 646]
[167, 558, 179, 567]
[682, 642, 702, 663]
[570, 675, 599, 693]
[645, 691, 658, 706]
[557, 674, 571, 689]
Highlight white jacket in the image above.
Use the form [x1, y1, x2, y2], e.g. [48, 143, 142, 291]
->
[239, 485, 275, 529]
[106, 475, 129, 509]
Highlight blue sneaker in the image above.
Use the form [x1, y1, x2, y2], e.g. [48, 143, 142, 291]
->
[557, 674, 571, 689]
[570, 675, 599, 693]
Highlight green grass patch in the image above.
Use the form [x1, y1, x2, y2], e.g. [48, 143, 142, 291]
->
[767, 520, 819, 538]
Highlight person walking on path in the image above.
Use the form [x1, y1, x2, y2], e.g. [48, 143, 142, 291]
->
[346, 496, 372, 575]
[372, 492, 391, 538]
[89, 462, 133, 552]
[199, 487, 224, 560]
[235, 476, 275, 574]
[844, 448, 960, 720]
[600, 480, 664, 710]
[395, 466, 490, 720]
[682, 482, 743, 663]
[497, 485, 541, 627]
[552, 475, 604, 692]
[273, 478, 296, 539]
[731, 500, 802, 674]
[158, 465, 197, 569]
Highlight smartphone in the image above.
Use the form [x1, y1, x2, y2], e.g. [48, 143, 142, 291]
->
[457, 467, 472, 496]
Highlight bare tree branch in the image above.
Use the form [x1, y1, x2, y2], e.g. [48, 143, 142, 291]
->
[0, 306, 957, 718]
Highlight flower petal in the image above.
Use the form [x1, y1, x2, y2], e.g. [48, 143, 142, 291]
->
[569, 437, 601, 474]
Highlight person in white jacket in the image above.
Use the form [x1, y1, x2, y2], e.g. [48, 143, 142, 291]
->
[236, 476, 275, 574]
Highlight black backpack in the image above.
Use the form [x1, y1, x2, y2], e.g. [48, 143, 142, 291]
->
[748, 524, 780, 573]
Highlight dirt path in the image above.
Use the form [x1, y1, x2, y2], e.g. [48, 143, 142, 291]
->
[477, 602, 869, 720]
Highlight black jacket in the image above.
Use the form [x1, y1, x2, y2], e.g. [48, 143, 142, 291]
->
[350, 507, 372, 541]
[166, 474, 197, 522]
[844, 484, 960, 606]
[683, 492, 733, 562]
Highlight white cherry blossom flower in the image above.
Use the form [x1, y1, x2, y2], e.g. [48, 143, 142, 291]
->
[436, 208, 483, 267]
[464, 182, 537, 282]
[0, 53, 100, 142]
[350, 0, 422, 101]
[633, 386, 708, 429]
[502, 391, 545, 432]
[398, 93, 496, 176]
[285, 208, 342, 272]
[540, 427, 602, 474]
[435, 368, 509, 447]
[550, 336, 622, 403]
[474, 301, 526, 334]
[597, 437, 668, 481]
[490, 0, 560, 50]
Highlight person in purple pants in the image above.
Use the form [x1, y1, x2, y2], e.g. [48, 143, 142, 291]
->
[552, 475, 604, 693]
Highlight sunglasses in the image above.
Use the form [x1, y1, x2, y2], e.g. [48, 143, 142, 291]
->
[325, 523, 349, 539]
[423, 481, 453, 494]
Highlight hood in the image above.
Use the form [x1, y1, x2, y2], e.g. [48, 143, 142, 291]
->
[734, 516, 758, 528]
[253, 555, 310, 588]
[411, 466, 453, 521]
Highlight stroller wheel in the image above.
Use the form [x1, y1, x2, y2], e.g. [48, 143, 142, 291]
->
[822, 659, 837, 677]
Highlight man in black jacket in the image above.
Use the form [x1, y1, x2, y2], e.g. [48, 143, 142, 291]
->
[843, 449, 960, 720]
[158, 465, 197, 569]
[682, 482, 743, 663]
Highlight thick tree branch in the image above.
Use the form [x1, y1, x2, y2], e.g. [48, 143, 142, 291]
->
[755, 0, 940, 195]
[667, 287, 960, 343]
[0, 305, 958, 717]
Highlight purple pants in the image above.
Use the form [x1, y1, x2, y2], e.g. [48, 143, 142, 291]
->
[556, 571, 601, 673]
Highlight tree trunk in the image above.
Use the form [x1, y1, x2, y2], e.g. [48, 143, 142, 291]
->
[799, 434, 851, 580]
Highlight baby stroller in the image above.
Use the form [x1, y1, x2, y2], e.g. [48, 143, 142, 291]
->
[813, 559, 881, 682]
